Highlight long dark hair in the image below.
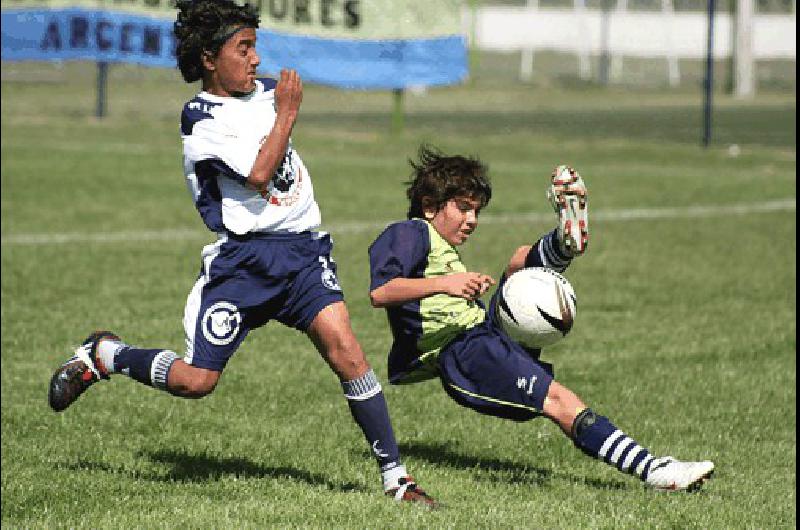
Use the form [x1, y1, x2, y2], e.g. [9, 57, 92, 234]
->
[174, 0, 260, 83]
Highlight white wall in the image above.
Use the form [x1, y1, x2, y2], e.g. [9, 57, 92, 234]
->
[468, 7, 796, 59]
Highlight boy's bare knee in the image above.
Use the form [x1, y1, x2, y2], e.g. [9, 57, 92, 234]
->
[544, 381, 587, 432]
[514, 245, 532, 258]
[330, 343, 370, 380]
[168, 365, 220, 398]
[507, 245, 533, 276]
[183, 375, 218, 398]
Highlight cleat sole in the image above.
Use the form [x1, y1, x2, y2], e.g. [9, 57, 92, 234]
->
[548, 165, 589, 257]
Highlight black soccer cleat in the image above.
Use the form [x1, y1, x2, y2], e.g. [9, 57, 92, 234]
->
[48, 331, 119, 412]
[385, 476, 440, 509]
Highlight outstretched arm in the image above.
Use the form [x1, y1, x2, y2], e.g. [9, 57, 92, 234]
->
[370, 273, 495, 308]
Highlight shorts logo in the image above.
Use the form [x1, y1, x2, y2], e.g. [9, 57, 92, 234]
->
[517, 375, 538, 395]
[372, 440, 389, 459]
[319, 256, 341, 291]
[202, 302, 242, 346]
[321, 269, 342, 291]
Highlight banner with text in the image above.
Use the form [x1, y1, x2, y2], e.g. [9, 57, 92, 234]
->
[1, 0, 467, 89]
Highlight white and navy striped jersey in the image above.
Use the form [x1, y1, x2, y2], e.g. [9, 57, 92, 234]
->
[180, 78, 320, 235]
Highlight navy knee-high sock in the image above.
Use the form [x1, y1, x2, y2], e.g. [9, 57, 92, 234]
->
[113, 346, 178, 391]
[342, 369, 402, 474]
[571, 408, 658, 481]
[525, 229, 572, 272]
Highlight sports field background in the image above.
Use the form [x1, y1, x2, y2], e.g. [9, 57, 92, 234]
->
[1, 56, 795, 528]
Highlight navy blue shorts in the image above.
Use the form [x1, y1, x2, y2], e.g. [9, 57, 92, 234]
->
[437, 274, 555, 422]
[182, 231, 344, 371]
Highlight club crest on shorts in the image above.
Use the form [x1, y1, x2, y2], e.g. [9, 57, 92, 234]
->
[321, 269, 342, 291]
[202, 301, 242, 346]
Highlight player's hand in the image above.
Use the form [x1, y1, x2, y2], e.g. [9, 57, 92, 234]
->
[440, 272, 496, 301]
[275, 68, 303, 120]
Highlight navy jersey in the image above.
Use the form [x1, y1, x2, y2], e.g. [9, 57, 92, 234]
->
[368, 219, 486, 384]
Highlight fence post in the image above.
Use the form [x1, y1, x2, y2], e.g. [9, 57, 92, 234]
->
[520, 0, 538, 81]
[703, 0, 716, 147]
[735, 0, 756, 97]
[392, 88, 405, 135]
[663, 0, 681, 86]
[575, 0, 592, 80]
[468, 0, 480, 81]
[599, 0, 613, 85]
[96, 61, 108, 118]
[610, 0, 627, 82]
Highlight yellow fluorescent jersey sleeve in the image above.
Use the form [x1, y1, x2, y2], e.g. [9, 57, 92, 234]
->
[417, 221, 487, 357]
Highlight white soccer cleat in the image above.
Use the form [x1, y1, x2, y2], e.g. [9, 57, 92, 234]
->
[645, 457, 715, 492]
[547, 165, 588, 257]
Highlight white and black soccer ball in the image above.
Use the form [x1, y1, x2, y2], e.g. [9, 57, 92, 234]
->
[495, 267, 577, 349]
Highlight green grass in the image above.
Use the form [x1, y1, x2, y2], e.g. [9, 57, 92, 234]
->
[1, 61, 796, 529]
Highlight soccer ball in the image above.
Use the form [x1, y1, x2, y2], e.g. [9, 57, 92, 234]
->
[495, 267, 577, 349]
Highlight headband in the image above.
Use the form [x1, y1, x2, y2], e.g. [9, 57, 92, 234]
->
[210, 24, 252, 49]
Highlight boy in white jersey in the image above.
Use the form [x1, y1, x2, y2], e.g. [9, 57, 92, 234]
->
[368, 145, 715, 492]
[47, 0, 436, 507]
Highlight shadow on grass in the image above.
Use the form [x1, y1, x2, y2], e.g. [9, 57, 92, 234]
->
[399, 441, 627, 491]
[60, 449, 366, 493]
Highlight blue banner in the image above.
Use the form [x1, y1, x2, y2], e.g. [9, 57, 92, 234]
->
[1, 8, 468, 89]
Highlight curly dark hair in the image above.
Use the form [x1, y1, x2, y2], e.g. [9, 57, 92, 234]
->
[405, 144, 492, 220]
[174, 0, 260, 83]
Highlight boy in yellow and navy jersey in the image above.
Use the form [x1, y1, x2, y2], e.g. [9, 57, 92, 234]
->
[368, 145, 715, 492]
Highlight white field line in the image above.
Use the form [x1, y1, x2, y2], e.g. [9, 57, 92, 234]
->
[1, 199, 795, 246]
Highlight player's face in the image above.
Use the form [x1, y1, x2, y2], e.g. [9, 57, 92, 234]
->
[427, 196, 482, 246]
[205, 27, 260, 97]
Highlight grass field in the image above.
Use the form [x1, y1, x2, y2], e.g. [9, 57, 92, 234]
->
[1, 61, 796, 529]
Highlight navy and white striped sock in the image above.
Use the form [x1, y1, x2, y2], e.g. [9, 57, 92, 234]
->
[342, 369, 403, 476]
[112, 346, 178, 391]
[571, 408, 657, 481]
[525, 229, 571, 273]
